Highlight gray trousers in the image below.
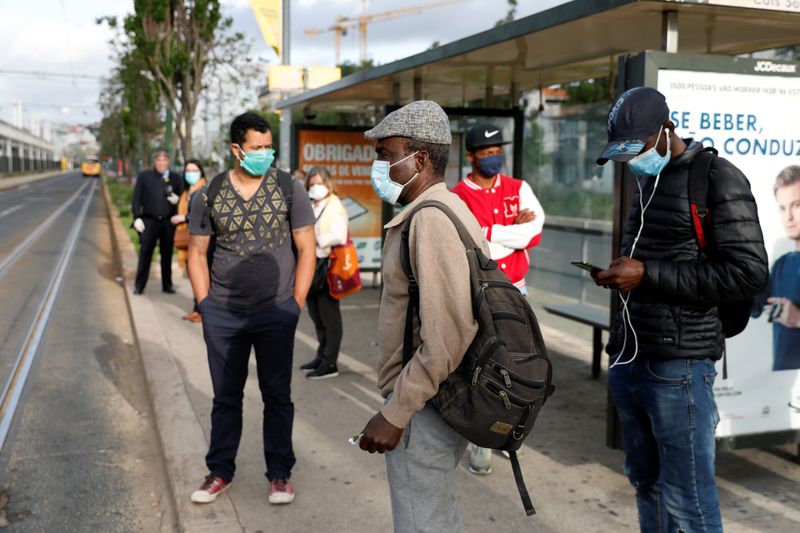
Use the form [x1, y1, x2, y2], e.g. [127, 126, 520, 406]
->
[385, 404, 469, 533]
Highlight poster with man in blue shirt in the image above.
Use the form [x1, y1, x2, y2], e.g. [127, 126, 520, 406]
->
[752, 165, 800, 371]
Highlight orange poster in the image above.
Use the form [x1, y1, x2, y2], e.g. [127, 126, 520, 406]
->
[297, 129, 382, 268]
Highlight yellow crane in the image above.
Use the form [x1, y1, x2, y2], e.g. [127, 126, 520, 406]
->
[305, 0, 467, 66]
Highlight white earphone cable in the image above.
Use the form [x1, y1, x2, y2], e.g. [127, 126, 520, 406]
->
[609, 127, 668, 369]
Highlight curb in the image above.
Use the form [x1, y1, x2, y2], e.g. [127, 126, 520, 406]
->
[100, 177, 243, 532]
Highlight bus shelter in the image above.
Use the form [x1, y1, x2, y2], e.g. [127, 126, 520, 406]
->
[277, 0, 800, 452]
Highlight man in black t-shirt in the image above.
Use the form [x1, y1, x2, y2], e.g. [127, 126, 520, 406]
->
[186, 112, 316, 506]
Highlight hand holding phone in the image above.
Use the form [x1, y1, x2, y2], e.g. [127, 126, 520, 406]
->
[571, 260, 604, 274]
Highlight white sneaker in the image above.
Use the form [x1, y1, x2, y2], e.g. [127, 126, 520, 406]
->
[268, 478, 295, 504]
[190, 475, 230, 504]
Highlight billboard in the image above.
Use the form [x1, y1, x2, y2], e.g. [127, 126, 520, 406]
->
[656, 58, 800, 438]
[296, 128, 382, 269]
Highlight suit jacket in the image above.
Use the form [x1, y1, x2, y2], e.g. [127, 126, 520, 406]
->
[132, 168, 183, 218]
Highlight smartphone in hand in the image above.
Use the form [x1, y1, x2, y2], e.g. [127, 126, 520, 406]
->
[570, 260, 604, 274]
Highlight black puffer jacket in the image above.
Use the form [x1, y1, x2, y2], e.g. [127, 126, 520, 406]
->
[607, 140, 768, 361]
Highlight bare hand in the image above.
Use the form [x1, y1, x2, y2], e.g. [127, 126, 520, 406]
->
[767, 297, 800, 328]
[294, 295, 305, 311]
[593, 257, 645, 292]
[358, 411, 404, 454]
[515, 209, 535, 224]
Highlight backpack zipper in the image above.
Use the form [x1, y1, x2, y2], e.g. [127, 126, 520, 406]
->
[499, 390, 512, 410]
[491, 362, 545, 389]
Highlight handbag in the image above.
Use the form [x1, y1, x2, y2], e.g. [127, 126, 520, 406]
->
[312, 257, 329, 293]
[327, 237, 362, 299]
[174, 223, 190, 250]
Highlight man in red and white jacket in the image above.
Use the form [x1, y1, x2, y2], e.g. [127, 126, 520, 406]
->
[453, 123, 545, 476]
[453, 123, 545, 295]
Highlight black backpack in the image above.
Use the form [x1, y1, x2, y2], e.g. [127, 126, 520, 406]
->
[688, 148, 753, 339]
[199, 168, 294, 230]
[400, 200, 554, 517]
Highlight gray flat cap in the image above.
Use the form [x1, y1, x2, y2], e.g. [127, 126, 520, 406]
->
[364, 100, 452, 144]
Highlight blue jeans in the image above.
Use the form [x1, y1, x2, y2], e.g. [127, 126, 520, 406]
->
[609, 357, 722, 533]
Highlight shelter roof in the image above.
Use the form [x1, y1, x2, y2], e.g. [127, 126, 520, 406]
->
[277, 0, 800, 112]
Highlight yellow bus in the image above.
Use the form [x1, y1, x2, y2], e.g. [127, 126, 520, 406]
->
[81, 156, 101, 177]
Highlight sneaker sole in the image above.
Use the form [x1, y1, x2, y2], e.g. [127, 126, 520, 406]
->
[190, 482, 230, 504]
[468, 465, 492, 476]
[307, 371, 339, 380]
[269, 493, 295, 504]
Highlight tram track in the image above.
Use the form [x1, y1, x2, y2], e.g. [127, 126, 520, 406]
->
[0, 179, 96, 450]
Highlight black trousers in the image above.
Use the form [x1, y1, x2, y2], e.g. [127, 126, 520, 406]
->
[199, 295, 300, 481]
[306, 283, 343, 366]
[135, 217, 174, 292]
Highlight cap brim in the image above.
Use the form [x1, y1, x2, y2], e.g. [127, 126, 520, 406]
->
[596, 139, 646, 165]
[466, 139, 512, 151]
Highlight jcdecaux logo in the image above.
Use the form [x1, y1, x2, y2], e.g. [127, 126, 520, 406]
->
[753, 61, 797, 74]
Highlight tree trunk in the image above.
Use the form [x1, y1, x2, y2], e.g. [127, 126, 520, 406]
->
[182, 114, 194, 161]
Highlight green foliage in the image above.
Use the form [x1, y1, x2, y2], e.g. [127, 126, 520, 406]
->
[565, 78, 611, 106]
[339, 59, 376, 77]
[495, 0, 517, 27]
[98, 0, 254, 161]
[522, 117, 550, 183]
[105, 174, 143, 253]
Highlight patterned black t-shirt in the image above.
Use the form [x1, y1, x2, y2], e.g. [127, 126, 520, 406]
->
[188, 170, 315, 308]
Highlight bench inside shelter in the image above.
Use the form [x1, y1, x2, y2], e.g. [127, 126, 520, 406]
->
[544, 303, 610, 379]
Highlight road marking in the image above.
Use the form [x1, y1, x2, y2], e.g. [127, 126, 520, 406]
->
[0, 180, 90, 281]
[0, 204, 23, 219]
[0, 180, 96, 452]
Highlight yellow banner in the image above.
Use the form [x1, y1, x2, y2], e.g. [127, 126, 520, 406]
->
[250, 0, 282, 56]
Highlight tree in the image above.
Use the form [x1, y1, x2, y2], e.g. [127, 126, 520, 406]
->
[100, 1, 255, 161]
[97, 48, 162, 176]
[495, 0, 517, 27]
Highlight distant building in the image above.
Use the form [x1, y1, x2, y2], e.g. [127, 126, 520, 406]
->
[0, 118, 57, 174]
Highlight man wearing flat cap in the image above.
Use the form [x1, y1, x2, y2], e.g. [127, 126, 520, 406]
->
[355, 100, 490, 531]
[593, 87, 767, 532]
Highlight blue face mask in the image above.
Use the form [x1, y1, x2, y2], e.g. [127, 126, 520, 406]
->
[370, 151, 419, 205]
[236, 145, 275, 176]
[627, 127, 671, 177]
[185, 170, 202, 185]
[477, 154, 503, 177]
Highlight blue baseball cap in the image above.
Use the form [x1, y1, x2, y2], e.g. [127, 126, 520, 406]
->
[597, 87, 669, 165]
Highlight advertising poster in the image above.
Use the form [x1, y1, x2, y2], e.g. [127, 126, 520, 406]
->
[658, 61, 800, 437]
[296, 129, 382, 269]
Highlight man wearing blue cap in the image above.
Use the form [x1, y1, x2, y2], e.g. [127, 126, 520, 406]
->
[593, 87, 767, 532]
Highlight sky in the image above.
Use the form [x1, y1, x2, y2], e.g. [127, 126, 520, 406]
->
[0, 0, 568, 128]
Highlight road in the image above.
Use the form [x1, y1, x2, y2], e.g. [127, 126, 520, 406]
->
[0, 173, 174, 531]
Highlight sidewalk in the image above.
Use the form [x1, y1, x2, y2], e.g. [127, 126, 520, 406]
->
[101, 182, 800, 532]
[0, 169, 66, 191]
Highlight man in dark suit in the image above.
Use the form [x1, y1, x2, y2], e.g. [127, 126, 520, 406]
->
[131, 149, 183, 294]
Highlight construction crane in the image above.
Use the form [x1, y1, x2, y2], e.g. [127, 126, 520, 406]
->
[305, 0, 467, 66]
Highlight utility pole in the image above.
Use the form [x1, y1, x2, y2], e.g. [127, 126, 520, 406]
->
[279, 0, 292, 171]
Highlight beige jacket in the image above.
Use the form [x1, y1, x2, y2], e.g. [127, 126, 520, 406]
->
[378, 183, 490, 429]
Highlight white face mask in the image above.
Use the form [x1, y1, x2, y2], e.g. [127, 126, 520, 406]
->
[308, 184, 329, 201]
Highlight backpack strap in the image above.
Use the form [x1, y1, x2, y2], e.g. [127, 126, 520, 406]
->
[688, 148, 731, 377]
[277, 168, 294, 218]
[399, 200, 479, 367]
[200, 172, 227, 229]
[688, 147, 717, 250]
[509, 450, 536, 516]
